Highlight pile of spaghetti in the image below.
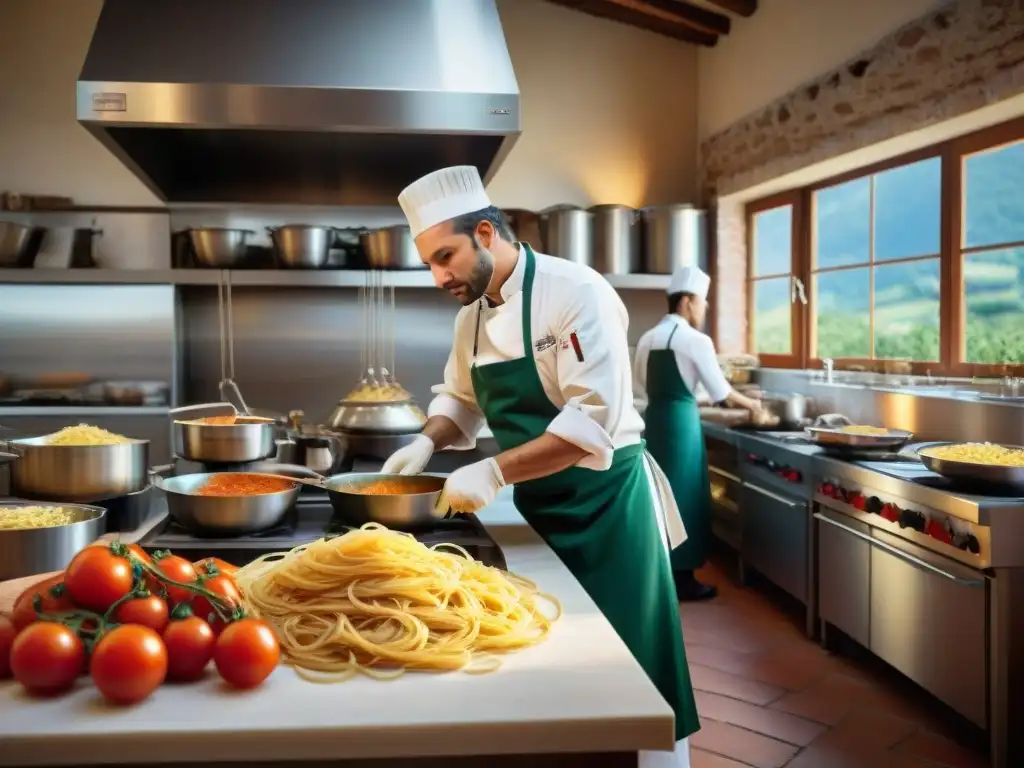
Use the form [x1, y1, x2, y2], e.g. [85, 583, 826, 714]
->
[233, 524, 560, 680]
[44, 424, 132, 446]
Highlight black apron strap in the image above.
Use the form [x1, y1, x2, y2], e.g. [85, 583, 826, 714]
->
[664, 322, 680, 350]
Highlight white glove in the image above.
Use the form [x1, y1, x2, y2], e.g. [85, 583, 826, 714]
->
[436, 458, 505, 516]
[381, 434, 435, 475]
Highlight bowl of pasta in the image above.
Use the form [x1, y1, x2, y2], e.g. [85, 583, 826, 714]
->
[0, 501, 107, 580]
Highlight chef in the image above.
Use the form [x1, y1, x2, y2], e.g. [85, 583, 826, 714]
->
[633, 266, 762, 602]
[381, 165, 699, 767]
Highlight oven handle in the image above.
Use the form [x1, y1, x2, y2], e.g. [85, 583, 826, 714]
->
[708, 465, 740, 484]
[813, 512, 984, 588]
[744, 480, 800, 508]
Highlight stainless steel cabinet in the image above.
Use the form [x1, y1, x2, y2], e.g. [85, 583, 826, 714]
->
[709, 464, 742, 550]
[870, 530, 988, 728]
[741, 481, 809, 602]
[815, 510, 871, 647]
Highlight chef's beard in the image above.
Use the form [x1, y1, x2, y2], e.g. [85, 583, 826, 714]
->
[450, 245, 495, 306]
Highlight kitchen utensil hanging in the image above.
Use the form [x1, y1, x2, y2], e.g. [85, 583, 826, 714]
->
[345, 270, 412, 403]
[217, 270, 252, 415]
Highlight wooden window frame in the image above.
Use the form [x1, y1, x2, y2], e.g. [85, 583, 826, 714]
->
[741, 115, 1024, 377]
[745, 190, 809, 370]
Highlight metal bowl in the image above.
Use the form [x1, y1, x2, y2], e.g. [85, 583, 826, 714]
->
[324, 472, 447, 530]
[325, 400, 427, 435]
[187, 228, 254, 268]
[6, 436, 150, 502]
[172, 419, 276, 463]
[918, 443, 1024, 491]
[0, 501, 107, 580]
[268, 225, 333, 269]
[158, 472, 301, 536]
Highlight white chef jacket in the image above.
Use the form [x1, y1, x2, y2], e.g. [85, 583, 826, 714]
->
[429, 246, 645, 471]
[633, 314, 732, 416]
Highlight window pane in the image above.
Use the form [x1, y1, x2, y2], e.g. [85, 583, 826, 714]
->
[873, 258, 940, 361]
[816, 268, 870, 358]
[874, 158, 941, 261]
[753, 277, 791, 355]
[964, 247, 1024, 364]
[964, 139, 1024, 249]
[814, 177, 870, 269]
[752, 205, 792, 277]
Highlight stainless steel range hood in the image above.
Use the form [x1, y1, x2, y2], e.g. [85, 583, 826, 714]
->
[76, 0, 520, 206]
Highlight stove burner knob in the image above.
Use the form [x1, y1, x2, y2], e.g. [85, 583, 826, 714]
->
[865, 496, 883, 514]
[880, 503, 901, 523]
[850, 493, 866, 511]
[925, 518, 954, 545]
[953, 532, 981, 554]
[898, 509, 926, 532]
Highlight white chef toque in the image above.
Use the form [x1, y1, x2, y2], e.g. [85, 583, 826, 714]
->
[397, 166, 493, 238]
[668, 265, 711, 300]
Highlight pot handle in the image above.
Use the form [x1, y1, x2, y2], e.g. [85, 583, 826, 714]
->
[169, 402, 236, 419]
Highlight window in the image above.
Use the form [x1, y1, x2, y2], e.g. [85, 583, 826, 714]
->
[741, 114, 1024, 375]
[810, 157, 942, 363]
[958, 136, 1024, 367]
[746, 194, 805, 367]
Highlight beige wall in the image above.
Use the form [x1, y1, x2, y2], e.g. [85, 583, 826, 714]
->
[0, 0, 698, 211]
[696, 0, 946, 141]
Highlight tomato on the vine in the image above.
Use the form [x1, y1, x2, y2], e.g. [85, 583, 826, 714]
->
[191, 574, 241, 633]
[11, 574, 74, 631]
[149, 554, 197, 604]
[163, 616, 216, 682]
[90, 625, 167, 705]
[10, 622, 86, 696]
[113, 595, 169, 633]
[213, 618, 279, 689]
[126, 544, 153, 566]
[65, 546, 135, 613]
[0, 616, 16, 678]
[193, 557, 239, 579]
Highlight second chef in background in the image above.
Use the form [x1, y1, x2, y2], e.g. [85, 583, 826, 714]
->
[382, 165, 699, 767]
[633, 266, 762, 602]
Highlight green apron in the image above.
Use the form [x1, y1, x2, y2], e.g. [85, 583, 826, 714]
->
[644, 322, 712, 574]
[469, 243, 699, 742]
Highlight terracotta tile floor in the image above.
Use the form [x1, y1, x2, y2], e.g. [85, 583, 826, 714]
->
[683, 555, 990, 768]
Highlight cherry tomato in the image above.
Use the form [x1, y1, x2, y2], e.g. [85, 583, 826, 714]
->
[10, 622, 86, 696]
[214, 618, 279, 689]
[193, 557, 239, 579]
[191, 574, 242, 633]
[90, 625, 168, 705]
[0, 616, 16, 678]
[149, 554, 198, 604]
[163, 617, 216, 682]
[113, 595, 169, 634]
[126, 544, 153, 566]
[11, 574, 75, 631]
[65, 546, 135, 613]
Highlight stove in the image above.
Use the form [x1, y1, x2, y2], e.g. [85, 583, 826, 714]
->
[139, 495, 508, 571]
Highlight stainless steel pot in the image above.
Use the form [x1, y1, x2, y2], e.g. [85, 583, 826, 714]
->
[172, 420, 276, 463]
[589, 204, 640, 274]
[323, 472, 448, 530]
[186, 228, 254, 268]
[5, 437, 150, 502]
[0, 501, 107, 580]
[361, 226, 424, 269]
[157, 472, 300, 536]
[762, 392, 812, 426]
[540, 205, 594, 266]
[267, 225, 333, 269]
[325, 400, 427, 435]
[641, 205, 707, 274]
[0, 221, 34, 266]
[276, 432, 349, 475]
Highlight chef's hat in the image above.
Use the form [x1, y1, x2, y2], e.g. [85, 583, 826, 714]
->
[398, 166, 493, 238]
[668, 265, 711, 300]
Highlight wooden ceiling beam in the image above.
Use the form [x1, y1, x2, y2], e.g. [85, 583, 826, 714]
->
[703, 0, 757, 18]
[604, 0, 730, 37]
[545, 0, 718, 46]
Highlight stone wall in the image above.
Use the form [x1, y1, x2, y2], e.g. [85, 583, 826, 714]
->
[702, 0, 1024, 354]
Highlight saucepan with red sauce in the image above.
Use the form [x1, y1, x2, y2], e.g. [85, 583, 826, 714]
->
[321, 472, 448, 531]
[158, 472, 301, 536]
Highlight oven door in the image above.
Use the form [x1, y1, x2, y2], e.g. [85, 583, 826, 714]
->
[709, 463, 742, 549]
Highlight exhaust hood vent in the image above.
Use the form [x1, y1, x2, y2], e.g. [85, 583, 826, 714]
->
[77, 0, 520, 206]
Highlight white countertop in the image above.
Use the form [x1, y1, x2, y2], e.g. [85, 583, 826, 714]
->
[0, 487, 674, 765]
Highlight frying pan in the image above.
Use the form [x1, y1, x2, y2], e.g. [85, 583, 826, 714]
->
[804, 426, 913, 450]
[918, 443, 1024, 491]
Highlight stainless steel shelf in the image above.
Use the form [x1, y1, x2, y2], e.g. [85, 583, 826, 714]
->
[0, 269, 671, 290]
[0, 406, 172, 417]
